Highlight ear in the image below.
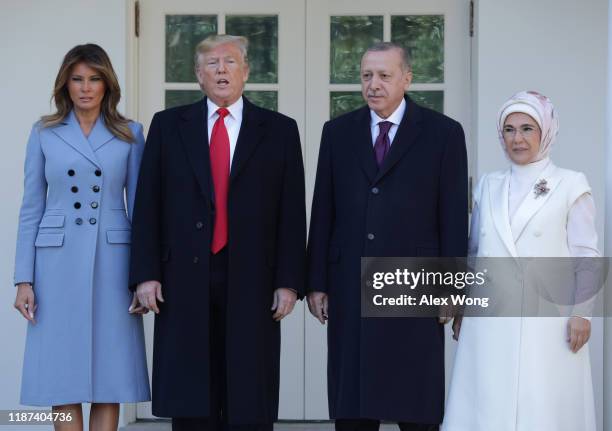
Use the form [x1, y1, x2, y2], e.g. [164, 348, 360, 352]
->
[243, 62, 250, 82]
[403, 70, 413, 91]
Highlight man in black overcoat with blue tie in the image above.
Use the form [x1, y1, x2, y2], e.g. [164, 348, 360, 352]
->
[307, 42, 468, 431]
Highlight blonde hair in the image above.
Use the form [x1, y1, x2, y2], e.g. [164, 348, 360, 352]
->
[194, 34, 249, 69]
[41, 44, 135, 142]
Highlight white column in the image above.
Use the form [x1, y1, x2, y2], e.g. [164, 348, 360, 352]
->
[604, 2, 612, 430]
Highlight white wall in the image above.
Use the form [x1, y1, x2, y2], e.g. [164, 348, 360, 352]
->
[474, 0, 608, 430]
[605, 1, 612, 430]
[0, 1, 128, 429]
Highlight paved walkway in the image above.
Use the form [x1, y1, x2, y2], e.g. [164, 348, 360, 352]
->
[121, 421, 400, 430]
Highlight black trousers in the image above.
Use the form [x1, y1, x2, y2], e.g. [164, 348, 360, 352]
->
[172, 248, 273, 431]
[335, 419, 439, 431]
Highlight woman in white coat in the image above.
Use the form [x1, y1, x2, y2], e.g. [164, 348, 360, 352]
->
[442, 91, 597, 431]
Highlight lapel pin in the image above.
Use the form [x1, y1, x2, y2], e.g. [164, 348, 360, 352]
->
[533, 179, 550, 198]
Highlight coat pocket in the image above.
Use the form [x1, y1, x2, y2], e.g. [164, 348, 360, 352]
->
[35, 233, 64, 247]
[39, 215, 65, 228]
[106, 229, 131, 244]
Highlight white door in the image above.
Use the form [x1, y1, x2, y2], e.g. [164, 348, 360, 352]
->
[136, 0, 470, 421]
[137, 0, 306, 419]
[304, 0, 471, 418]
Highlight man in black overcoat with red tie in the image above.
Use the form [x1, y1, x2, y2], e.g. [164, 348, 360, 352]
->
[307, 42, 468, 431]
[130, 35, 306, 431]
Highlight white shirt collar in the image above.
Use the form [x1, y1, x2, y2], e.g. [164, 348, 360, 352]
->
[207, 97, 244, 120]
[370, 98, 406, 127]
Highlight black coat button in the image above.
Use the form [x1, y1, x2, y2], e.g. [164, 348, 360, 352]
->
[95, 169, 102, 177]
[193, 256, 199, 263]
[371, 187, 379, 194]
[367, 233, 375, 240]
[71, 186, 78, 193]
[68, 169, 75, 176]
[92, 185, 100, 193]
[75, 217, 83, 225]
[89, 218, 97, 225]
[195, 221, 203, 229]
[74, 202, 81, 209]
[91, 202, 99, 209]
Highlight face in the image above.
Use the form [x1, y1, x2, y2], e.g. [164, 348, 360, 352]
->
[196, 42, 249, 107]
[502, 112, 542, 165]
[361, 49, 412, 118]
[67, 62, 106, 114]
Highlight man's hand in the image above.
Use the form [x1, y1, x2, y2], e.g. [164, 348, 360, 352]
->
[438, 303, 455, 325]
[14, 283, 36, 323]
[452, 315, 463, 341]
[567, 316, 591, 353]
[271, 288, 297, 321]
[128, 292, 149, 314]
[136, 280, 164, 314]
[307, 291, 328, 324]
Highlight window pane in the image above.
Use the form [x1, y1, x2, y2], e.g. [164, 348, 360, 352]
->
[165, 90, 203, 109]
[244, 91, 278, 111]
[408, 91, 444, 113]
[226, 15, 278, 84]
[330, 16, 383, 84]
[166, 15, 217, 83]
[330, 92, 364, 119]
[392, 15, 444, 83]
[330, 91, 443, 119]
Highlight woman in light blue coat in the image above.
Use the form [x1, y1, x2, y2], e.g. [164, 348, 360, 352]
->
[13, 44, 150, 430]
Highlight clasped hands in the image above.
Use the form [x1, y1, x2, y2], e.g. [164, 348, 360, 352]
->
[133, 281, 297, 321]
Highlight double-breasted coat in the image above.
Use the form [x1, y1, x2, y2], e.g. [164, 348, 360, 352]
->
[129, 97, 306, 423]
[14, 111, 150, 405]
[307, 97, 468, 423]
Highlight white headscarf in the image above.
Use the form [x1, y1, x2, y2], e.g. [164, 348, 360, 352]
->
[497, 90, 559, 161]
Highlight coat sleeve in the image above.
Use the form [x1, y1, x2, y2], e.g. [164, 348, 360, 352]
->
[14, 123, 47, 285]
[439, 121, 468, 257]
[306, 121, 334, 293]
[129, 113, 162, 290]
[274, 118, 306, 297]
[126, 122, 145, 222]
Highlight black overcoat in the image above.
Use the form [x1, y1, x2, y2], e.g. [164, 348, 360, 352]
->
[307, 97, 468, 423]
[129, 97, 306, 423]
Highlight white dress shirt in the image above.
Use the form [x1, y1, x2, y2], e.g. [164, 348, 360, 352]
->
[369, 98, 406, 146]
[207, 97, 244, 167]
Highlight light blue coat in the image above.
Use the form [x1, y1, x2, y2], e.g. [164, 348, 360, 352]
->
[14, 111, 151, 406]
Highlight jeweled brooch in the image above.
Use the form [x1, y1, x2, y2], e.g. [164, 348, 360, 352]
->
[533, 179, 550, 198]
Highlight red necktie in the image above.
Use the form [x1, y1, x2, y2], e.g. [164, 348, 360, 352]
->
[210, 107, 230, 254]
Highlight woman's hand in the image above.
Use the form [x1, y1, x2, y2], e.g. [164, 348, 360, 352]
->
[14, 283, 36, 323]
[567, 316, 591, 353]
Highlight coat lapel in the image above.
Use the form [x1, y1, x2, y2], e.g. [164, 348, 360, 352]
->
[489, 172, 519, 257]
[178, 99, 212, 202]
[350, 106, 378, 184]
[374, 96, 422, 184]
[51, 110, 101, 168]
[510, 163, 562, 242]
[230, 97, 265, 182]
[87, 115, 115, 151]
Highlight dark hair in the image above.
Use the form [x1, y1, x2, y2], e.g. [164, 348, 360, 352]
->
[41, 44, 134, 142]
